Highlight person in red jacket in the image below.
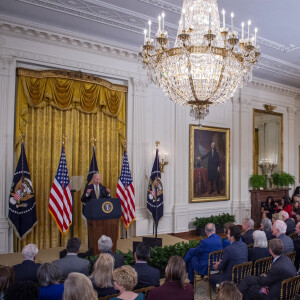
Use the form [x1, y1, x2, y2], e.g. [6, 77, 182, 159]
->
[282, 196, 292, 218]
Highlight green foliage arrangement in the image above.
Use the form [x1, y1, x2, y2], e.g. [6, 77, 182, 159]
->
[84, 240, 200, 275]
[193, 213, 236, 229]
[249, 174, 266, 189]
[272, 172, 295, 188]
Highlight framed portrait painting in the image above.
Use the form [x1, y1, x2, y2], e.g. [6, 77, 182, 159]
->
[189, 125, 230, 202]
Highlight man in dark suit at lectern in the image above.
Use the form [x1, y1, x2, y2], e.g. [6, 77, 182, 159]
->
[81, 173, 111, 203]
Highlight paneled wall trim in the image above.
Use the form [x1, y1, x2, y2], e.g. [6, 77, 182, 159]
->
[0, 17, 299, 253]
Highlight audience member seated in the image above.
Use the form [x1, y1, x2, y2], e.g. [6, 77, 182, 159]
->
[261, 196, 275, 220]
[260, 218, 273, 240]
[13, 244, 41, 282]
[89, 253, 118, 297]
[293, 186, 300, 202]
[52, 238, 89, 279]
[241, 218, 254, 245]
[147, 256, 193, 300]
[216, 281, 242, 300]
[223, 223, 235, 248]
[238, 239, 297, 300]
[184, 223, 223, 283]
[272, 220, 294, 254]
[294, 222, 300, 269]
[209, 225, 248, 290]
[281, 196, 293, 218]
[111, 266, 144, 300]
[291, 200, 299, 221]
[4, 281, 39, 300]
[63, 272, 98, 300]
[279, 210, 295, 235]
[98, 235, 124, 269]
[248, 231, 270, 262]
[37, 263, 64, 300]
[295, 209, 300, 224]
[272, 212, 283, 224]
[0, 265, 15, 299]
[132, 242, 160, 289]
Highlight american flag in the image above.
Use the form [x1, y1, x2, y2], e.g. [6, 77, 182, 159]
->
[116, 151, 135, 229]
[48, 146, 72, 235]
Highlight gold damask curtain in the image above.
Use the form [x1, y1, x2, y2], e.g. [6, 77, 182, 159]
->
[14, 68, 126, 250]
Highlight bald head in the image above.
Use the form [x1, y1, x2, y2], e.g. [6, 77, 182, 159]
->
[205, 223, 216, 236]
[92, 173, 102, 185]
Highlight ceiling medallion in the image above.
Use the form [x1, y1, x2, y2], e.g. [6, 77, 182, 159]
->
[139, 0, 260, 124]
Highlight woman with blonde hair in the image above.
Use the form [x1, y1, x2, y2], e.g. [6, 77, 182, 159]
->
[272, 212, 283, 223]
[90, 253, 117, 297]
[63, 272, 97, 300]
[216, 281, 242, 300]
[147, 256, 193, 300]
[110, 266, 144, 300]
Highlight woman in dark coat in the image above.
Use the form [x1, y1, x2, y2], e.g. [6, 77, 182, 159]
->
[261, 196, 275, 220]
[248, 231, 270, 262]
[147, 256, 193, 300]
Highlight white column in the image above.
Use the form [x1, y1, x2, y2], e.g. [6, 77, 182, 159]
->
[0, 54, 14, 253]
[287, 106, 296, 190]
[127, 77, 149, 237]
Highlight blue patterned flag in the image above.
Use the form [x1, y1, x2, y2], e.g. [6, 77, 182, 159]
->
[87, 146, 99, 184]
[147, 149, 163, 225]
[8, 143, 37, 239]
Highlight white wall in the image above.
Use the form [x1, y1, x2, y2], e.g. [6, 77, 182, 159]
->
[0, 16, 299, 252]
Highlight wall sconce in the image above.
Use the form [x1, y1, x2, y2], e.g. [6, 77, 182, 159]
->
[159, 152, 169, 173]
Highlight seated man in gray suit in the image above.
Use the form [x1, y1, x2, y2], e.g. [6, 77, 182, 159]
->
[52, 237, 89, 279]
[272, 220, 294, 254]
[98, 235, 124, 269]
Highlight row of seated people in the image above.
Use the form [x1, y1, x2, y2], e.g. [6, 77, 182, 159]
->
[184, 221, 298, 297]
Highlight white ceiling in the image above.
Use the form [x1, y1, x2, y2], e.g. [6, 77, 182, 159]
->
[1, 0, 300, 88]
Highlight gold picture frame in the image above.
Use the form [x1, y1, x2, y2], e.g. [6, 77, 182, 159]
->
[189, 125, 230, 202]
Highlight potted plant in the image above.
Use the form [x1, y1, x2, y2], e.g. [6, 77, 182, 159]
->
[272, 172, 295, 188]
[193, 213, 235, 236]
[249, 174, 266, 190]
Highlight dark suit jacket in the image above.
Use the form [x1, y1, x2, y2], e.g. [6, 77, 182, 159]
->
[13, 260, 41, 282]
[294, 235, 300, 269]
[52, 254, 89, 279]
[81, 184, 110, 203]
[248, 247, 270, 262]
[132, 262, 160, 289]
[285, 218, 296, 235]
[259, 255, 297, 300]
[104, 251, 124, 269]
[218, 240, 248, 282]
[147, 281, 194, 300]
[184, 233, 223, 275]
[278, 234, 294, 254]
[264, 230, 273, 241]
[201, 149, 220, 181]
[242, 229, 254, 245]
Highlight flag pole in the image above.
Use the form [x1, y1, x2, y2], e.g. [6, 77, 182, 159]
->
[155, 141, 160, 241]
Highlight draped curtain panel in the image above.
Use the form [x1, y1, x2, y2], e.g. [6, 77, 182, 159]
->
[14, 68, 126, 250]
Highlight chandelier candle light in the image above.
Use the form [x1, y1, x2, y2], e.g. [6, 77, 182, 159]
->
[139, 0, 260, 124]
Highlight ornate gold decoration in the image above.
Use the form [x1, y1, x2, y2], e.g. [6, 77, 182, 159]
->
[91, 137, 96, 147]
[263, 104, 277, 112]
[139, 0, 260, 123]
[62, 135, 66, 145]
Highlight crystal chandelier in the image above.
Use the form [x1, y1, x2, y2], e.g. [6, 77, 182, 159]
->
[139, 0, 260, 123]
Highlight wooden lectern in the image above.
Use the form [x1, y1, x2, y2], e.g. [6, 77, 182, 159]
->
[83, 198, 122, 255]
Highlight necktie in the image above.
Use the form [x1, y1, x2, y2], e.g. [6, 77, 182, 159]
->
[212, 150, 214, 157]
[96, 185, 99, 198]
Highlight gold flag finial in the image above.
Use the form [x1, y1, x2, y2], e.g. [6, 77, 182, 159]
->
[62, 135, 66, 145]
[91, 137, 96, 148]
[20, 133, 25, 144]
[155, 140, 160, 148]
[122, 139, 128, 151]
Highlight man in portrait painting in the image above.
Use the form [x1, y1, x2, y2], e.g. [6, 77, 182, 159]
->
[201, 142, 221, 194]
